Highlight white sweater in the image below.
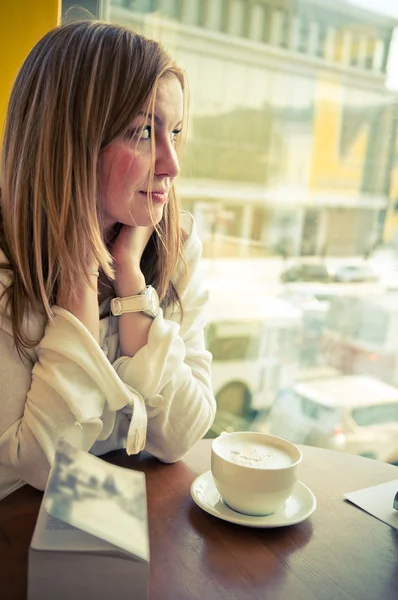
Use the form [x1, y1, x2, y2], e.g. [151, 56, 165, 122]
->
[0, 212, 216, 500]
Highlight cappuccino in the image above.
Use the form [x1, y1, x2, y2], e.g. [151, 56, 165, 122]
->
[219, 441, 293, 469]
[211, 432, 302, 515]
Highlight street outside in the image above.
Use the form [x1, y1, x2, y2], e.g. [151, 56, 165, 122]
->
[202, 246, 398, 463]
[202, 247, 398, 298]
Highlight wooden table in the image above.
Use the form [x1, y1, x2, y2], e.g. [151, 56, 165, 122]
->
[1, 440, 398, 600]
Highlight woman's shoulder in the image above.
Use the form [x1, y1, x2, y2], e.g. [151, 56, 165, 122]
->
[179, 211, 202, 262]
[180, 210, 195, 235]
[170, 211, 204, 296]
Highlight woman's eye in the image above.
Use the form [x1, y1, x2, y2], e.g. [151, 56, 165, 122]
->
[141, 126, 151, 140]
[172, 128, 182, 142]
[124, 125, 151, 141]
[125, 125, 180, 143]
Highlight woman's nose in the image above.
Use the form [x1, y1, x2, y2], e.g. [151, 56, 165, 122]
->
[155, 140, 180, 179]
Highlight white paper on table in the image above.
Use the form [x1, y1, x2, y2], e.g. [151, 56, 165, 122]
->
[344, 479, 398, 530]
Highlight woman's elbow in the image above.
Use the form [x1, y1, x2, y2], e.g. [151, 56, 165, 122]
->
[152, 397, 216, 464]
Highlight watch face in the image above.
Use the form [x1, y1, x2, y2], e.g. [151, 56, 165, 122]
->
[146, 286, 160, 318]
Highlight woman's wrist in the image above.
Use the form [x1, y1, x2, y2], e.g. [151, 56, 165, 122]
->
[115, 262, 146, 298]
[114, 262, 153, 358]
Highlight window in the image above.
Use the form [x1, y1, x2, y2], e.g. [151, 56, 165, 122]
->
[63, 0, 101, 16]
[316, 22, 328, 58]
[103, 0, 398, 461]
[357, 309, 388, 345]
[296, 15, 310, 53]
[300, 396, 332, 420]
[352, 404, 398, 426]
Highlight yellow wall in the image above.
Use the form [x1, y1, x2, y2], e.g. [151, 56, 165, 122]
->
[0, 0, 60, 137]
[309, 79, 368, 196]
[381, 123, 398, 243]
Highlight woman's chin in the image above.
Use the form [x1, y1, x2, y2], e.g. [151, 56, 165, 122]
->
[126, 208, 164, 228]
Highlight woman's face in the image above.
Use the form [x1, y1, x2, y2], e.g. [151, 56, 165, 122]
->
[98, 75, 183, 231]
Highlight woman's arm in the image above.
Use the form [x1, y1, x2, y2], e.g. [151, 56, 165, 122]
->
[0, 306, 143, 492]
[56, 264, 100, 343]
[113, 213, 216, 463]
[111, 225, 154, 357]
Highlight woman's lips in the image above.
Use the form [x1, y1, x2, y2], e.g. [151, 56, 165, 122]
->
[139, 191, 168, 205]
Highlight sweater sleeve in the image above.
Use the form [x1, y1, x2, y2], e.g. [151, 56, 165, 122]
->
[113, 213, 216, 463]
[0, 307, 142, 491]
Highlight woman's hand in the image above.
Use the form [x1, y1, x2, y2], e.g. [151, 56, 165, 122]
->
[112, 224, 154, 269]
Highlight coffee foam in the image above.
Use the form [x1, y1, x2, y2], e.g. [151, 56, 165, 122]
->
[218, 441, 293, 469]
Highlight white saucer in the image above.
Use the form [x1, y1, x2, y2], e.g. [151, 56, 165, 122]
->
[190, 471, 316, 528]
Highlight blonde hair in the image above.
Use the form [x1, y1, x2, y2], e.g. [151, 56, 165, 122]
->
[0, 20, 187, 358]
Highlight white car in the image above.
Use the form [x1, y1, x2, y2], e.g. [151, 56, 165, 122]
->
[253, 375, 398, 463]
[333, 265, 378, 283]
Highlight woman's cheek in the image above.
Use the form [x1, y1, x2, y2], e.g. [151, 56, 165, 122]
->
[119, 152, 148, 190]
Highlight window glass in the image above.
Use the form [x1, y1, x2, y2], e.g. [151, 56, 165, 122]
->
[206, 323, 261, 361]
[94, 0, 398, 463]
[62, 0, 100, 17]
[352, 403, 398, 426]
[300, 396, 334, 420]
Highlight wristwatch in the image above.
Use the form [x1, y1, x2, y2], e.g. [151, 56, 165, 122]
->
[111, 285, 159, 318]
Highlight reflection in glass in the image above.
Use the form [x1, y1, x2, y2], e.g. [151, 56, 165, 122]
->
[107, 0, 398, 462]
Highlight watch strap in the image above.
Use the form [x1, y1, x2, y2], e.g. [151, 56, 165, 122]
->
[111, 294, 149, 316]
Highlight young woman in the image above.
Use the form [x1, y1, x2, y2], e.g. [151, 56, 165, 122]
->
[0, 20, 216, 499]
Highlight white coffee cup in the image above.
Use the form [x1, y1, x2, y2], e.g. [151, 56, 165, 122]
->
[211, 431, 302, 516]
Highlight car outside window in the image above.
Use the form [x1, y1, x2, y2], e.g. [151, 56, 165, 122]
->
[351, 403, 398, 426]
[207, 334, 260, 361]
[300, 395, 335, 420]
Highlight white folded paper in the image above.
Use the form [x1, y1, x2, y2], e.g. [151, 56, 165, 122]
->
[344, 479, 398, 530]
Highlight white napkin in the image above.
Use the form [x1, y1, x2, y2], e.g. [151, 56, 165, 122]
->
[344, 479, 398, 530]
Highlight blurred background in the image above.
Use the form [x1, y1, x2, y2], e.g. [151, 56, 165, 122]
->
[2, 0, 398, 464]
